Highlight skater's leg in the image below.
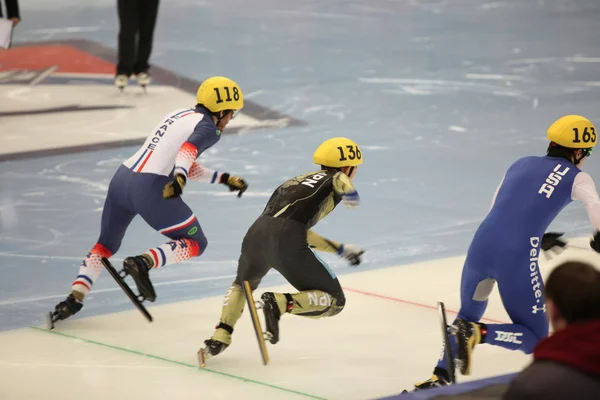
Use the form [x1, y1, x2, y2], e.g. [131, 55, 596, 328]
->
[52, 167, 135, 324]
[434, 261, 493, 372]
[133, 179, 207, 268]
[413, 260, 493, 388]
[117, 174, 204, 282]
[448, 251, 548, 381]
[265, 241, 346, 320]
[202, 231, 271, 359]
[70, 243, 114, 301]
[134, 211, 206, 270]
[71, 168, 136, 301]
[208, 257, 268, 346]
[118, 190, 206, 301]
[480, 257, 549, 354]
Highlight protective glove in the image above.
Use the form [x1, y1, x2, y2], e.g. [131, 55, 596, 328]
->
[541, 232, 567, 253]
[342, 190, 360, 208]
[163, 174, 187, 198]
[338, 244, 365, 267]
[220, 173, 248, 197]
[590, 231, 600, 253]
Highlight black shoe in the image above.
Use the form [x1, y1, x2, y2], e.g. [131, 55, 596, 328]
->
[204, 338, 229, 357]
[53, 294, 83, 320]
[260, 292, 281, 344]
[198, 338, 229, 367]
[123, 256, 156, 302]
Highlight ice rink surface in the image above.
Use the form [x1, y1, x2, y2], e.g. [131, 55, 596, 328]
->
[2, 0, 600, 398]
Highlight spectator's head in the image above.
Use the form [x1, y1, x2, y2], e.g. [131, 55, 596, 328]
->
[545, 260, 600, 331]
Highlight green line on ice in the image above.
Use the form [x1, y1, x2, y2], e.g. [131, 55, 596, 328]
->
[31, 326, 326, 400]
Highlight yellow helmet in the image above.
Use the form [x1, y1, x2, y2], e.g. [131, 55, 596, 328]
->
[547, 115, 597, 148]
[313, 137, 363, 168]
[196, 76, 244, 113]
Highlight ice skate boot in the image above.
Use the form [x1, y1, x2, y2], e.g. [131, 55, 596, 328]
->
[410, 368, 450, 391]
[453, 318, 482, 376]
[260, 292, 282, 344]
[137, 72, 151, 91]
[198, 322, 232, 367]
[123, 255, 156, 302]
[198, 338, 230, 367]
[47, 293, 83, 329]
[114, 74, 128, 91]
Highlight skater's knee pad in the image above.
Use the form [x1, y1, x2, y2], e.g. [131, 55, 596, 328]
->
[179, 230, 207, 257]
[328, 293, 346, 317]
[194, 232, 208, 255]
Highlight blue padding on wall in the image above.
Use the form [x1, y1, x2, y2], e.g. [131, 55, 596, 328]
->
[374, 373, 518, 399]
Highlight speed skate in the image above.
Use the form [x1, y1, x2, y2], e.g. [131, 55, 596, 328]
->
[101, 257, 154, 323]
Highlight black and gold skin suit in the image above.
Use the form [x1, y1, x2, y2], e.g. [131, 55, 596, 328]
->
[210, 167, 358, 346]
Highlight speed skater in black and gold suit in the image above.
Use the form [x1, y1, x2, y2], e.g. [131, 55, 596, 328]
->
[199, 137, 365, 361]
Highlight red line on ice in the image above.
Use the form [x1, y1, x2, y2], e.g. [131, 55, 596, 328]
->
[343, 287, 508, 324]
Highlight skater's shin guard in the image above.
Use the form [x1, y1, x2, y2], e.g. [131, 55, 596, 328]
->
[212, 284, 245, 345]
[144, 238, 201, 269]
[71, 243, 112, 299]
[275, 290, 344, 318]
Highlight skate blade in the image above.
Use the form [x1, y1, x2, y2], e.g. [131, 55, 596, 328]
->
[45, 312, 55, 330]
[102, 257, 153, 323]
[242, 281, 270, 366]
[197, 348, 208, 368]
[437, 301, 456, 384]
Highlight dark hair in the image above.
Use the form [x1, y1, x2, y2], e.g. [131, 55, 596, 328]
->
[545, 261, 600, 324]
[546, 142, 577, 161]
[195, 104, 233, 117]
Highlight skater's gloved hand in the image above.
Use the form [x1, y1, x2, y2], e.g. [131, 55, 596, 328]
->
[338, 244, 365, 266]
[163, 174, 187, 198]
[590, 231, 600, 253]
[220, 173, 248, 197]
[541, 232, 567, 253]
[342, 190, 360, 208]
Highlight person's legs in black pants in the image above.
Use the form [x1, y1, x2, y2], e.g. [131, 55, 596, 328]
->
[134, 0, 160, 75]
[116, 0, 139, 77]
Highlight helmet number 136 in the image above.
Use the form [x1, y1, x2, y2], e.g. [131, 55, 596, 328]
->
[337, 145, 362, 161]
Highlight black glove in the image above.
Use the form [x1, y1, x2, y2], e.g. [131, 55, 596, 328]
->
[163, 174, 187, 198]
[590, 231, 600, 253]
[220, 173, 248, 197]
[338, 244, 365, 267]
[541, 232, 567, 252]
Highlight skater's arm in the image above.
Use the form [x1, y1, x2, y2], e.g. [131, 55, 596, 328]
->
[187, 162, 224, 184]
[332, 172, 360, 208]
[489, 175, 505, 210]
[307, 230, 342, 254]
[173, 120, 220, 179]
[571, 171, 600, 231]
[307, 230, 365, 266]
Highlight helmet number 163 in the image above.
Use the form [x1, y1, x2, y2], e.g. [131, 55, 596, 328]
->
[573, 127, 596, 143]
